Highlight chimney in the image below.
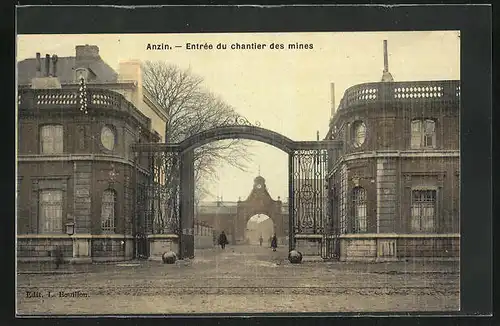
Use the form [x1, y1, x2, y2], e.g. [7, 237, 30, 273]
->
[45, 54, 51, 77]
[383, 40, 389, 72]
[118, 60, 143, 108]
[35, 53, 41, 77]
[330, 82, 336, 117]
[75, 44, 100, 60]
[381, 40, 394, 82]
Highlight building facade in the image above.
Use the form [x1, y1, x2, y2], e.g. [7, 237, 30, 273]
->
[326, 79, 460, 261]
[17, 45, 167, 262]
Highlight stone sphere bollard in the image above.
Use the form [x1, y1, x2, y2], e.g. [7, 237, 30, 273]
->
[162, 251, 177, 264]
[288, 250, 303, 264]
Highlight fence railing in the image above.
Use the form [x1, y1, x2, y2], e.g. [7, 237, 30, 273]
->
[18, 88, 152, 130]
[337, 80, 460, 111]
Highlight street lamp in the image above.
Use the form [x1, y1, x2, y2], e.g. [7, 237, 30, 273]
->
[66, 222, 75, 236]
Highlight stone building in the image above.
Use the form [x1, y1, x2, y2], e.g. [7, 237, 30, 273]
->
[16, 45, 167, 262]
[326, 41, 460, 261]
[196, 175, 286, 245]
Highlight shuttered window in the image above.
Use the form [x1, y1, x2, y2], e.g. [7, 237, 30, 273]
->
[40, 125, 63, 154]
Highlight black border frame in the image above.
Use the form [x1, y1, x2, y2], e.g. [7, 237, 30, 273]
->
[10, 3, 493, 324]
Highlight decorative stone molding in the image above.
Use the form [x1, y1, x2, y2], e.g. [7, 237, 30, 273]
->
[18, 154, 149, 175]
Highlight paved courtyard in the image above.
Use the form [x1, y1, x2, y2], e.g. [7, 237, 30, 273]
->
[16, 245, 460, 315]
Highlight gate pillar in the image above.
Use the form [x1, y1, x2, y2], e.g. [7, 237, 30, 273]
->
[179, 149, 195, 259]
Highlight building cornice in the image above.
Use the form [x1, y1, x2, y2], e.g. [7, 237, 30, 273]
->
[329, 150, 460, 177]
[17, 154, 150, 175]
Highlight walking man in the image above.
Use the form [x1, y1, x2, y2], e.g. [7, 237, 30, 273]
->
[218, 231, 229, 249]
[259, 235, 263, 246]
[271, 233, 278, 252]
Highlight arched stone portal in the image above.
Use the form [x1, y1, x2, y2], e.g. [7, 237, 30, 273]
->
[132, 120, 343, 260]
[235, 176, 284, 244]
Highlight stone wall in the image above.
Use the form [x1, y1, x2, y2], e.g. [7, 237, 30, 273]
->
[17, 235, 134, 262]
[17, 236, 73, 262]
[397, 237, 459, 258]
[376, 158, 397, 233]
[194, 222, 215, 249]
[338, 234, 460, 262]
[91, 237, 134, 261]
[340, 238, 377, 261]
[294, 236, 322, 256]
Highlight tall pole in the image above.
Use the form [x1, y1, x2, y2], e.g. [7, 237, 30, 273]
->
[383, 40, 389, 73]
[288, 153, 294, 251]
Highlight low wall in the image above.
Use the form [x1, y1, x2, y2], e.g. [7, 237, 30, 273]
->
[339, 234, 460, 262]
[17, 234, 135, 263]
[193, 223, 215, 249]
[195, 235, 214, 249]
[91, 235, 134, 262]
[17, 235, 73, 262]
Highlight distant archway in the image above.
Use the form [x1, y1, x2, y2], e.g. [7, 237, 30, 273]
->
[245, 214, 274, 245]
[235, 175, 284, 245]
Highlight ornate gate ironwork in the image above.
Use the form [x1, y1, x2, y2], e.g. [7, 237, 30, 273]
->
[132, 122, 343, 260]
[289, 147, 339, 259]
[133, 150, 181, 258]
[290, 149, 328, 235]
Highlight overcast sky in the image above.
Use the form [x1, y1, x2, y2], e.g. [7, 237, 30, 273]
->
[17, 31, 460, 203]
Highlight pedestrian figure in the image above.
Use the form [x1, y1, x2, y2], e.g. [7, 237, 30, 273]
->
[271, 234, 278, 252]
[53, 246, 63, 269]
[218, 231, 229, 249]
[259, 235, 263, 246]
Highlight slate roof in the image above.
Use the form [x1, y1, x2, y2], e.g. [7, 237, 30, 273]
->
[17, 56, 119, 85]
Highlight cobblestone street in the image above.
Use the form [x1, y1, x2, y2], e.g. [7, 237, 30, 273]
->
[17, 245, 460, 315]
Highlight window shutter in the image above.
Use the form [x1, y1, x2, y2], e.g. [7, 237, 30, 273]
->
[411, 120, 422, 148]
[54, 125, 63, 153]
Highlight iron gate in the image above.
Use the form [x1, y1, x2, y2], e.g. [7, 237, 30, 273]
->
[134, 151, 182, 258]
[289, 148, 339, 259]
[132, 124, 343, 260]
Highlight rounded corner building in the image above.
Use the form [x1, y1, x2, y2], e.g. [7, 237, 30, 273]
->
[325, 40, 460, 262]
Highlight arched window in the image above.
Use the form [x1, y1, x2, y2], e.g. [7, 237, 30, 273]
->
[352, 187, 367, 233]
[101, 189, 117, 233]
[40, 125, 63, 154]
[411, 119, 436, 149]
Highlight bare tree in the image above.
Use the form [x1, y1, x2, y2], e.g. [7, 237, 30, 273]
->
[142, 61, 253, 231]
